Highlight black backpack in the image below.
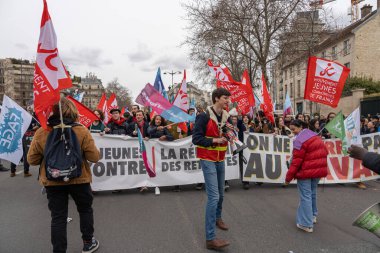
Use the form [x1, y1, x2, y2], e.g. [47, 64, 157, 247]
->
[44, 124, 83, 182]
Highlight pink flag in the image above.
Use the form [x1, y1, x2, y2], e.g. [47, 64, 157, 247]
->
[34, 0, 72, 129]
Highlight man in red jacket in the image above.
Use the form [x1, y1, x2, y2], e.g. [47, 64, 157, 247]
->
[286, 119, 328, 233]
[192, 88, 231, 250]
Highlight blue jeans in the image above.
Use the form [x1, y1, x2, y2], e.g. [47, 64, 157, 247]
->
[200, 160, 225, 241]
[296, 178, 320, 228]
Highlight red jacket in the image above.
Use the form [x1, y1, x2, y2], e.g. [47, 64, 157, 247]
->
[286, 132, 328, 182]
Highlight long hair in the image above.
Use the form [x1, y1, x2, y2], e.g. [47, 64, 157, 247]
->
[93, 109, 104, 121]
[150, 115, 166, 126]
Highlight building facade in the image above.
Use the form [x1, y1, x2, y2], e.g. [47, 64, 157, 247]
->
[0, 58, 34, 108]
[76, 73, 105, 109]
[275, 3, 379, 115]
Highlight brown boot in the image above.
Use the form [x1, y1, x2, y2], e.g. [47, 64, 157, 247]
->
[206, 238, 230, 250]
[216, 219, 229, 231]
[24, 172, 32, 177]
[10, 172, 16, 177]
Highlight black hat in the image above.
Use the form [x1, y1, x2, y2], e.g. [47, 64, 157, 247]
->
[110, 108, 121, 114]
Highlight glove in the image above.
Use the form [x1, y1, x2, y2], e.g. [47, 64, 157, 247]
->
[348, 145, 368, 161]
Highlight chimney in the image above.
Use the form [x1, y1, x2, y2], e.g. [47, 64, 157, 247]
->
[361, 4, 373, 18]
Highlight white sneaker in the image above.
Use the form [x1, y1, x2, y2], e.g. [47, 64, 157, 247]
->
[297, 224, 313, 233]
[155, 187, 160, 195]
[313, 216, 317, 224]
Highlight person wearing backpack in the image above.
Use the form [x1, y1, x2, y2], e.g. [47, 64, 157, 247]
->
[27, 98, 100, 253]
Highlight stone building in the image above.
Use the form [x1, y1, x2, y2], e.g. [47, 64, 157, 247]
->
[76, 73, 105, 109]
[0, 58, 34, 108]
[275, 2, 379, 115]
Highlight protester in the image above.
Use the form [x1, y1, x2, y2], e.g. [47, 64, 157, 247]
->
[147, 115, 174, 194]
[309, 119, 320, 134]
[321, 112, 336, 139]
[360, 117, 369, 135]
[89, 109, 105, 133]
[274, 116, 293, 137]
[285, 119, 328, 233]
[129, 104, 140, 123]
[128, 110, 149, 138]
[295, 113, 305, 122]
[105, 108, 129, 135]
[366, 121, 377, 134]
[147, 115, 174, 141]
[192, 87, 231, 250]
[10, 112, 39, 177]
[186, 107, 196, 136]
[27, 98, 100, 253]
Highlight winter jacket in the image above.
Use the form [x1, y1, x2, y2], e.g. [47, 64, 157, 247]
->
[147, 125, 174, 141]
[128, 121, 149, 138]
[106, 117, 129, 135]
[28, 121, 100, 187]
[286, 129, 328, 182]
[362, 152, 380, 174]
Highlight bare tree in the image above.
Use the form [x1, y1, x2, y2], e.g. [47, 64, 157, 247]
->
[184, 0, 308, 86]
[105, 78, 133, 109]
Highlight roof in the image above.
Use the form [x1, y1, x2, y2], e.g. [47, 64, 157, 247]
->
[315, 10, 377, 52]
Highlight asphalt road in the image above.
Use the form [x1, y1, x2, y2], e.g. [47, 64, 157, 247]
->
[1, 163, 380, 253]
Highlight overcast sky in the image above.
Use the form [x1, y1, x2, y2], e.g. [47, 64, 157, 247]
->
[0, 0, 377, 99]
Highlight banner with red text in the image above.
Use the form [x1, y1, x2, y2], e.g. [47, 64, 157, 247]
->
[304, 56, 350, 108]
[242, 132, 380, 184]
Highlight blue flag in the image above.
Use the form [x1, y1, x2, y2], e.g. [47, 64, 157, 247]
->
[153, 67, 168, 100]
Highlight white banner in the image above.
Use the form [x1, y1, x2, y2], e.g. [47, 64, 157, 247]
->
[91, 135, 240, 191]
[242, 132, 380, 184]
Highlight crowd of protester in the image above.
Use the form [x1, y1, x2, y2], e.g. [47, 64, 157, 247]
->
[4, 102, 380, 192]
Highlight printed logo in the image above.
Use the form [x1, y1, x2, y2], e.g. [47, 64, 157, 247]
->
[0, 107, 24, 154]
[315, 59, 343, 82]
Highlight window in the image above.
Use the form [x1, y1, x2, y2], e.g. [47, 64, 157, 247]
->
[343, 40, 350, 55]
[297, 80, 301, 97]
[285, 70, 288, 80]
[290, 66, 294, 78]
[297, 64, 301, 75]
[331, 46, 337, 60]
[321, 51, 326, 59]
[285, 84, 288, 95]
[290, 83, 293, 96]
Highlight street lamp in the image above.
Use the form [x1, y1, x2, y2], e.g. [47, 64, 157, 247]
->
[163, 70, 182, 87]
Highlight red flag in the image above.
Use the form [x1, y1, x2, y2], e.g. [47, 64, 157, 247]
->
[241, 69, 255, 108]
[34, 0, 72, 129]
[120, 107, 125, 116]
[178, 122, 188, 134]
[66, 96, 99, 128]
[207, 59, 234, 82]
[304, 56, 350, 108]
[103, 93, 118, 123]
[97, 93, 106, 110]
[260, 74, 275, 123]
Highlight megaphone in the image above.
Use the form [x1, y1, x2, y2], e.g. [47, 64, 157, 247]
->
[222, 122, 247, 156]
